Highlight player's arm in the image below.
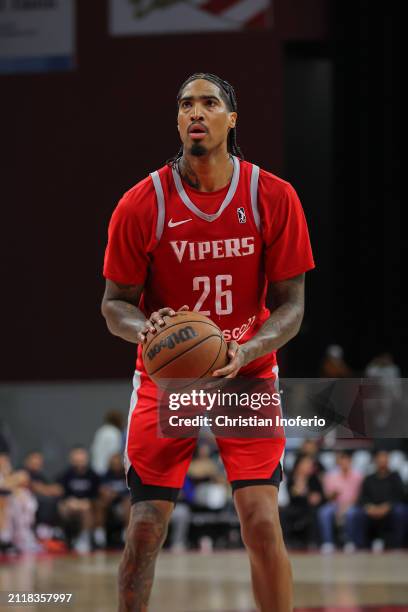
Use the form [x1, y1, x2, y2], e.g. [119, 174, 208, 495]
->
[213, 273, 305, 377]
[101, 280, 188, 343]
[101, 280, 155, 344]
[243, 272, 305, 360]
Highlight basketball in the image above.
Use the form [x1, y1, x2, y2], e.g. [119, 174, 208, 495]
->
[142, 311, 228, 389]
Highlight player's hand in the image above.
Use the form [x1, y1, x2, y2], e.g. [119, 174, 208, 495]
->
[150, 305, 189, 327]
[212, 341, 245, 378]
[136, 319, 157, 344]
[138, 305, 190, 343]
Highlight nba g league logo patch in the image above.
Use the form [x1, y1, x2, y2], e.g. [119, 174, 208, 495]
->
[237, 207, 246, 224]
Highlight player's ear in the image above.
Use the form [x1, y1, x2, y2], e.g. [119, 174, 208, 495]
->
[228, 112, 237, 129]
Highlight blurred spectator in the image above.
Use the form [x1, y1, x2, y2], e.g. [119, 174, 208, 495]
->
[318, 451, 363, 553]
[365, 352, 401, 385]
[364, 352, 402, 431]
[23, 451, 63, 531]
[320, 344, 353, 378]
[299, 439, 325, 475]
[98, 453, 130, 548]
[188, 442, 228, 509]
[169, 476, 194, 553]
[348, 450, 407, 550]
[319, 346, 354, 447]
[0, 420, 14, 458]
[0, 452, 39, 553]
[187, 442, 229, 552]
[280, 454, 325, 549]
[90, 410, 125, 476]
[58, 446, 100, 554]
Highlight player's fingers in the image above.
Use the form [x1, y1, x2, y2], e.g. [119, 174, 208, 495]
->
[158, 307, 176, 317]
[227, 341, 240, 358]
[136, 331, 146, 344]
[213, 342, 240, 376]
[144, 320, 156, 334]
[212, 368, 226, 377]
[177, 305, 190, 312]
[213, 368, 237, 378]
[149, 311, 166, 326]
[137, 320, 154, 342]
[212, 363, 236, 377]
[225, 369, 239, 379]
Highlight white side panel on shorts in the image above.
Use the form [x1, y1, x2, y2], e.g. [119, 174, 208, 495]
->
[272, 364, 285, 469]
[124, 370, 142, 479]
[150, 171, 166, 241]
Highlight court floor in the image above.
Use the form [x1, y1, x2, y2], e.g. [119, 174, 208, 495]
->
[0, 551, 407, 611]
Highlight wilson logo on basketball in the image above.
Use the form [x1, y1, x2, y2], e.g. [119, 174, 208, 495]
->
[146, 326, 198, 361]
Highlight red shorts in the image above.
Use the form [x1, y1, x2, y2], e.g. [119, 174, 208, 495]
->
[125, 365, 285, 501]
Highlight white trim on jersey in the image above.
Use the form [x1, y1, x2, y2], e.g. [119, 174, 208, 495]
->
[250, 164, 261, 232]
[150, 170, 166, 241]
[124, 369, 142, 479]
[171, 155, 241, 222]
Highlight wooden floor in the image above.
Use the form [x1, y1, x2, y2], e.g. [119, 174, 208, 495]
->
[1, 551, 407, 611]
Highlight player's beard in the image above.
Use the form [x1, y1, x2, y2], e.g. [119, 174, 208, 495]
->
[190, 142, 207, 157]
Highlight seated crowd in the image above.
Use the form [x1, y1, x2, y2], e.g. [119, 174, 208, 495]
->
[0, 446, 130, 555]
[280, 442, 408, 552]
[1, 437, 408, 555]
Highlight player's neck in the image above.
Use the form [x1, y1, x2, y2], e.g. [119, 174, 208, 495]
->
[179, 150, 233, 192]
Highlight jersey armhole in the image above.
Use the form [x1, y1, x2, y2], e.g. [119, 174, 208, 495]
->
[150, 171, 165, 241]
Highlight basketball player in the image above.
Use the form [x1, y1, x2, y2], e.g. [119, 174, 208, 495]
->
[102, 73, 315, 612]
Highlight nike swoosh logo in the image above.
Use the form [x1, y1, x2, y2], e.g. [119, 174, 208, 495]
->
[168, 218, 193, 228]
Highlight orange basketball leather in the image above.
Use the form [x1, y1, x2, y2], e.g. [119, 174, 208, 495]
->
[142, 311, 228, 388]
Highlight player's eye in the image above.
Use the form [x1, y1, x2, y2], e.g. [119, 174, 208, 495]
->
[181, 101, 191, 109]
[206, 99, 216, 107]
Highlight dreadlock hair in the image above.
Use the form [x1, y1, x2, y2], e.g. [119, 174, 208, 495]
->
[167, 72, 244, 168]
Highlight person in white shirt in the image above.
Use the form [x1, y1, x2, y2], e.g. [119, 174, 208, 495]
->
[90, 411, 125, 476]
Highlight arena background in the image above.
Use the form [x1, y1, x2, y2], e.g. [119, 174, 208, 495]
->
[0, 2, 406, 611]
[2, 0, 403, 461]
[1, 0, 403, 383]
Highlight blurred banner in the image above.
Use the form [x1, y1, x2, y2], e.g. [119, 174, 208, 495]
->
[0, 0, 75, 74]
[109, 0, 271, 36]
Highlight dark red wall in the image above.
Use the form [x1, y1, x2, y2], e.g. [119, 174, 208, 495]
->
[1, 0, 329, 380]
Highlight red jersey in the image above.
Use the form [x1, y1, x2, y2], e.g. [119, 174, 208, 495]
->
[103, 157, 315, 375]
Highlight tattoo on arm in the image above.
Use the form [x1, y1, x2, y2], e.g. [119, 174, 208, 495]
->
[101, 280, 146, 344]
[243, 273, 306, 363]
